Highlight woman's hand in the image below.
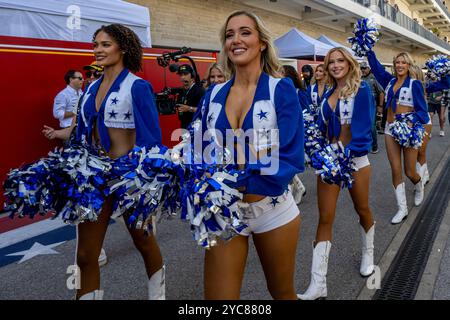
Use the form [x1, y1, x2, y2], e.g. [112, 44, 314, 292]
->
[42, 125, 57, 140]
[177, 104, 191, 112]
[42, 125, 72, 140]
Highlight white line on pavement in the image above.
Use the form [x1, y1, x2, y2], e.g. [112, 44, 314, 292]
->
[0, 218, 66, 249]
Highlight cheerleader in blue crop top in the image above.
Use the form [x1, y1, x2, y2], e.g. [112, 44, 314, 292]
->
[201, 11, 304, 300]
[412, 65, 432, 193]
[307, 64, 327, 116]
[298, 48, 376, 300]
[415, 68, 450, 190]
[73, 24, 165, 300]
[192, 63, 228, 122]
[367, 50, 431, 224]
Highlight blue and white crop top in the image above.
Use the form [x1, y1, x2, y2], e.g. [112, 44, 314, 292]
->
[297, 88, 312, 112]
[317, 81, 374, 157]
[76, 68, 162, 152]
[200, 72, 305, 197]
[307, 83, 327, 109]
[366, 50, 429, 124]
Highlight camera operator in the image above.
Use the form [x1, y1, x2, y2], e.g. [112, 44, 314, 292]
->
[176, 64, 205, 129]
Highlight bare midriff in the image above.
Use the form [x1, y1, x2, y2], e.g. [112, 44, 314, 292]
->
[233, 140, 269, 203]
[386, 103, 414, 123]
[243, 193, 266, 203]
[237, 152, 266, 203]
[329, 123, 352, 147]
[92, 123, 136, 159]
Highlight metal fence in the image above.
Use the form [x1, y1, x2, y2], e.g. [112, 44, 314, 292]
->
[353, 0, 450, 51]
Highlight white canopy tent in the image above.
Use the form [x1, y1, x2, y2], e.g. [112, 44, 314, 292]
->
[274, 28, 333, 60]
[0, 0, 152, 47]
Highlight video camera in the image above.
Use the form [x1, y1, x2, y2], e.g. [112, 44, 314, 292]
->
[157, 47, 192, 68]
[155, 87, 184, 115]
[155, 47, 201, 115]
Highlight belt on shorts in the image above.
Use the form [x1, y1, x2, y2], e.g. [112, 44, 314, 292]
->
[237, 191, 290, 220]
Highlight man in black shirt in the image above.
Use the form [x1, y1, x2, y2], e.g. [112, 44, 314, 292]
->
[176, 64, 205, 129]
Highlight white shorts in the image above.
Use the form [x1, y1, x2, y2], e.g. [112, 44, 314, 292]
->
[385, 123, 393, 136]
[238, 191, 299, 236]
[352, 155, 370, 170]
[327, 142, 370, 170]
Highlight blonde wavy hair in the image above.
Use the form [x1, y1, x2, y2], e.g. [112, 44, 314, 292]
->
[311, 64, 325, 85]
[411, 65, 424, 82]
[205, 63, 229, 87]
[411, 65, 427, 94]
[392, 52, 417, 78]
[324, 47, 361, 99]
[219, 11, 280, 77]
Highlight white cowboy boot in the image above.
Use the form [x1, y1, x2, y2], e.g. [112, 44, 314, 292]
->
[424, 164, 430, 185]
[414, 178, 424, 206]
[79, 290, 103, 300]
[417, 162, 430, 186]
[422, 163, 430, 185]
[98, 248, 108, 267]
[360, 223, 375, 277]
[416, 162, 422, 179]
[148, 265, 165, 300]
[391, 183, 408, 224]
[297, 241, 331, 300]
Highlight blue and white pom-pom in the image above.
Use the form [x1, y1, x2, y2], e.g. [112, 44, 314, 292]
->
[389, 113, 426, 149]
[187, 168, 247, 249]
[172, 119, 248, 248]
[3, 142, 178, 231]
[53, 145, 112, 223]
[3, 149, 66, 219]
[302, 109, 326, 167]
[425, 54, 450, 81]
[309, 103, 320, 120]
[3, 145, 112, 222]
[312, 142, 356, 189]
[108, 145, 179, 233]
[348, 18, 380, 57]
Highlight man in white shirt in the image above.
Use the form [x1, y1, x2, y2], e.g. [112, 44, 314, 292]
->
[45, 69, 108, 267]
[53, 70, 84, 128]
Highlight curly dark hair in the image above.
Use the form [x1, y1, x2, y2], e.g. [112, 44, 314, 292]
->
[93, 24, 143, 73]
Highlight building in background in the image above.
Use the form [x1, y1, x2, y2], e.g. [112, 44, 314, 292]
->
[129, 0, 450, 66]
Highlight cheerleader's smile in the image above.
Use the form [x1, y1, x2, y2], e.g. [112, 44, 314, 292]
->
[327, 50, 350, 80]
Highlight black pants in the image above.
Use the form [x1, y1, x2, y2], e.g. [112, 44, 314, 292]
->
[381, 107, 388, 131]
[179, 112, 194, 129]
[371, 102, 378, 151]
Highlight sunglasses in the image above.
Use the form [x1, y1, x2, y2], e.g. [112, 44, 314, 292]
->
[72, 76, 83, 81]
[85, 71, 102, 78]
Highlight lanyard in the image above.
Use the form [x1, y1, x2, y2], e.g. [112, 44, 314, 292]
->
[183, 83, 195, 104]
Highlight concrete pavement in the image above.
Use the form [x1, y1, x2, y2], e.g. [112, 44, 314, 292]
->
[0, 118, 449, 300]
